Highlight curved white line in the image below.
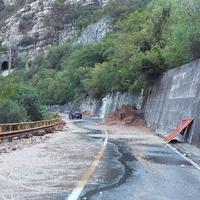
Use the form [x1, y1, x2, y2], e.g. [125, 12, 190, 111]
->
[67, 129, 108, 200]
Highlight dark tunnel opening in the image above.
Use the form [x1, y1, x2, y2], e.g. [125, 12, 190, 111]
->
[1, 61, 8, 71]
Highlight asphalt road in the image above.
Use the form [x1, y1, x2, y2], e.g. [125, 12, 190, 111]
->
[73, 117, 200, 200]
[0, 115, 200, 200]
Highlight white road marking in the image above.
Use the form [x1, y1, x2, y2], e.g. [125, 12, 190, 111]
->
[166, 144, 200, 171]
[67, 129, 108, 200]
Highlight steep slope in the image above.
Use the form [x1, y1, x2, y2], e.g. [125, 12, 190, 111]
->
[0, 0, 110, 56]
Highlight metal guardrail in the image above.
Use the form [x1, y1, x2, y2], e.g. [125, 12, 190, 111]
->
[0, 118, 63, 138]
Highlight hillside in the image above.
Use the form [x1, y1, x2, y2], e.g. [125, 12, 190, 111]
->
[0, 0, 110, 55]
[0, 0, 200, 123]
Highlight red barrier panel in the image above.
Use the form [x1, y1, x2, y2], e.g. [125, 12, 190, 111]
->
[164, 119, 193, 143]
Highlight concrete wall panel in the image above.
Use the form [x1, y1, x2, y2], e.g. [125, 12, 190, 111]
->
[145, 59, 200, 148]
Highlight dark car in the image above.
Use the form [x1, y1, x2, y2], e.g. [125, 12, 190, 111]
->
[69, 110, 82, 120]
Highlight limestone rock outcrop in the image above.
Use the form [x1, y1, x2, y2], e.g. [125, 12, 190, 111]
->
[0, 0, 5, 10]
[0, 0, 111, 57]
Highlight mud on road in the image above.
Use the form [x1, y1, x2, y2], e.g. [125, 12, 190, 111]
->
[80, 119, 200, 200]
[0, 116, 200, 200]
[0, 116, 105, 200]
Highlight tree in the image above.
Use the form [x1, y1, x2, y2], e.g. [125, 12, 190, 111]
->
[0, 98, 28, 123]
[1, 84, 43, 121]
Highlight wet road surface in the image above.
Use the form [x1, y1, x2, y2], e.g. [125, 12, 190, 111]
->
[0, 116, 200, 200]
[0, 116, 104, 200]
[75, 118, 200, 200]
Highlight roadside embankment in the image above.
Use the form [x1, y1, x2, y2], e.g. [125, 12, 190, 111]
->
[98, 106, 200, 168]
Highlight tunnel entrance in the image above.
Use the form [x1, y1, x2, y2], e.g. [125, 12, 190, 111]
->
[1, 61, 8, 71]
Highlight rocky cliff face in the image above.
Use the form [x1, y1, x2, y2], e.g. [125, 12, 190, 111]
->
[76, 18, 111, 45]
[3, 0, 17, 6]
[0, 0, 111, 57]
[0, 0, 5, 10]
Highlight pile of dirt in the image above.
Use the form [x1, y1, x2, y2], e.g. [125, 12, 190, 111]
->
[105, 105, 147, 127]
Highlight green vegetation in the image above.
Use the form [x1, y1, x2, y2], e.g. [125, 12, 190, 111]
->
[0, 99, 28, 123]
[0, 79, 45, 123]
[1, 84, 43, 121]
[1, 0, 200, 122]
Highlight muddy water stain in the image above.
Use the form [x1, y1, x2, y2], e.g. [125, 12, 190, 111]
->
[81, 140, 135, 200]
[72, 120, 135, 200]
[143, 155, 192, 166]
[134, 143, 164, 148]
[148, 150, 174, 155]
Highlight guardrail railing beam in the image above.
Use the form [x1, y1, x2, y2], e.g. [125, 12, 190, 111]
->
[0, 118, 62, 137]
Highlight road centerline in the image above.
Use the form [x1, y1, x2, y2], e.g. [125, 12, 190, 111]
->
[67, 129, 108, 200]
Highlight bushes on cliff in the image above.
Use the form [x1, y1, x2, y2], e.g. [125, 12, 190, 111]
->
[0, 0, 35, 27]
[31, 68, 71, 105]
[2, 0, 200, 107]
[0, 84, 43, 121]
[0, 99, 28, 123]
[28, 42, 109, 104]
[19, 36, 35, 47]
[45, 42, 72, 70]
[36, 0, 200, 103]
[19, 13, 35, 33]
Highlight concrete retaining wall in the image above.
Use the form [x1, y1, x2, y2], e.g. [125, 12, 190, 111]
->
[144, 59, 200, 148]
[80, 92, 141, 118]
[80, 98, 101, 115]
[100, 92, 141, 118]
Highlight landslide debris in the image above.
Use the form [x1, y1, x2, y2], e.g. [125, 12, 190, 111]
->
[0, 135, 50, 154]
[105, 105, 147, 127]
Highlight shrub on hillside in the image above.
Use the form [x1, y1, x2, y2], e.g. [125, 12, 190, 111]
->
[0, 98, 28, 123]
[19, 36, 35, 47]
[1, 84, 43, 121]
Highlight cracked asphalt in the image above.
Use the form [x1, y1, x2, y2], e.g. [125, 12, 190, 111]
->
[0, 115, 200, 200]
